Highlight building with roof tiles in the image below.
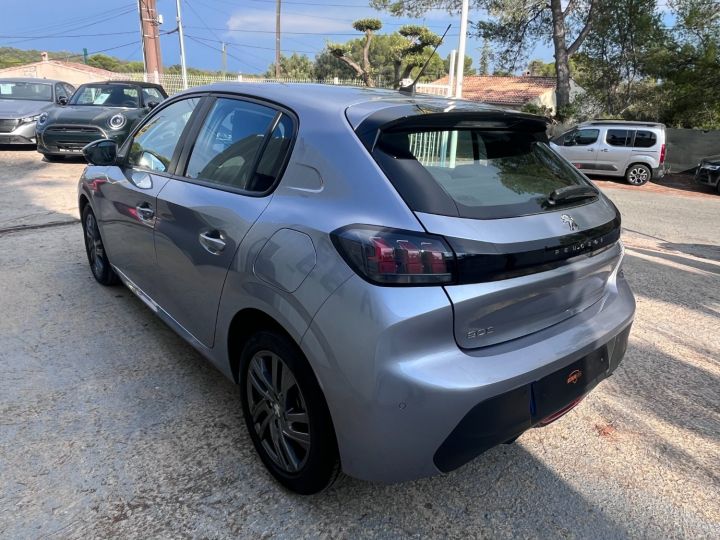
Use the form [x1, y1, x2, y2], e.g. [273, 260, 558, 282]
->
[0, 52, 114, 87]
[431, 75, 584, 114]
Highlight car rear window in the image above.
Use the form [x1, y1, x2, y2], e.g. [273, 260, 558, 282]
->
[372, 128, 592, 219]
[633, 130, 657, 148]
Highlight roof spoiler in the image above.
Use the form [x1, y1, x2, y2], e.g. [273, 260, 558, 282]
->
[355, 108, 550, 151]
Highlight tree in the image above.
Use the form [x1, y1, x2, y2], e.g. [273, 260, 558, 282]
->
[444, 53, 475, 77]
[325, 22, 444, 87]
[571, 0, 665, 117]
[329, 18, 383, 86]
[527, 59, 556, 77]
[87, 53, 121, 72]
[641, 0, 720, 127]
[371, 0, 597, 118]
[265, 53, 315, 78]
[479, 40, 492, 75]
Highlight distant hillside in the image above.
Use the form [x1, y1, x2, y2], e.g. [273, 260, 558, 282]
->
[0, 47, 77, 69]
[0, 46, 224, 76]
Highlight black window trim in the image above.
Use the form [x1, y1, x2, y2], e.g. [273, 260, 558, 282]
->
[169, 91, 299, 199]
[117, 91, 210, 180]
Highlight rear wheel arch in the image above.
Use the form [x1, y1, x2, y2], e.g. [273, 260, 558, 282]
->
[228, 308, 308, 383]
[78, 193, 90, 216]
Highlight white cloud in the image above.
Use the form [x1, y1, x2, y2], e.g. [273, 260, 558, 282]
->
[226, 9, 363, 35]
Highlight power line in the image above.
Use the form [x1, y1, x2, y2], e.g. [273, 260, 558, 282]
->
[184, 25, 459, 36]
[185, 34, 267, 73]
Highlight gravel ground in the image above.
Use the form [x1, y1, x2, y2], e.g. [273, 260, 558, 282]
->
[0, 148, 719, 538]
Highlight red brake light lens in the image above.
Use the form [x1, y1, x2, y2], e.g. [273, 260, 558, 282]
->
[331, 226, 455, 285]
[659, 143, 666, 164]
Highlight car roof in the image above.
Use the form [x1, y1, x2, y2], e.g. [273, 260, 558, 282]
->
[580, 120, 665, 129]
[175, 82, 514, 128]
[0, 77, 65, 84]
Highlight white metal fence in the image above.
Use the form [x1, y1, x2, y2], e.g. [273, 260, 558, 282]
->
[108, 72, 451, 97]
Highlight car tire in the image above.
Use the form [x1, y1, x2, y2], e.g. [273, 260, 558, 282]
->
[239, 330, 340, 495]
[625, 163, 651, 186]
[81, 206, 119, 286]
[41, 153, 64, 162]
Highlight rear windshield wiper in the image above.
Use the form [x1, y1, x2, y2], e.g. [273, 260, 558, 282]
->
[545, 185, 599, 207]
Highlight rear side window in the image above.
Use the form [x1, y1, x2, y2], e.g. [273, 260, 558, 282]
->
[634, 130, 657, 148]
[373, 128, 591, 219]
[185, 98, 279, 191]
[606, 129, 631, 147]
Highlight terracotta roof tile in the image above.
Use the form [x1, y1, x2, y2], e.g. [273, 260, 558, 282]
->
[432, 75, 556, 105]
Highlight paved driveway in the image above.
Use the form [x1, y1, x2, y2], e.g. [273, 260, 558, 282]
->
[1, 148, 718, 538]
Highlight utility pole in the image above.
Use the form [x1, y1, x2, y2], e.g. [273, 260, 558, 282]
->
[221, 42, 227, 77]
[175, 0, 189, 90]
[275, 0, 281, 78]
[454, 0, 469, 98]
[138, 0, 163, 83]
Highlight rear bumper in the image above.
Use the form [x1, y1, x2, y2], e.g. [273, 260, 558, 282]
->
[433, 325, 629, 472]
[302, 269, 635, 483]
[653, 165, 667, 179]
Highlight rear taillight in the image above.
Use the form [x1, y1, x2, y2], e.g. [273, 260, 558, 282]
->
[331, 226, 455, 285]
[659, 143, 666, 164]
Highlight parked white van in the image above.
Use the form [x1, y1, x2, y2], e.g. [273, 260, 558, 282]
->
[551, 121, 667, 185]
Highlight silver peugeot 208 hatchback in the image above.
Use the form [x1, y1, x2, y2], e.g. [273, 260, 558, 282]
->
[79, 84, 635, 494]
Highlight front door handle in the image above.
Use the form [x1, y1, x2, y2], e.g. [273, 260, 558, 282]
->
[587, 148, 596, 152]
[199, 230, 226, 254]
[135, 203, 154, 222]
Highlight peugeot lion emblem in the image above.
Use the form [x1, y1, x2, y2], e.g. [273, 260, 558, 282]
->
[561, 214, 579, 231]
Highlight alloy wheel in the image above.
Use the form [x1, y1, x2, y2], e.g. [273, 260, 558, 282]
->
[84, 212, 105, 277]
[246, 350, 311, 473]
[628, 166, 649, 185]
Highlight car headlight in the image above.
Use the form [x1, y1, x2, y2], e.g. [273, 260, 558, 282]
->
[108, 113, 127, 130]
[20, 114, 41, 124]
[36, 113, 49, 126]
[705, 164, 720, 171]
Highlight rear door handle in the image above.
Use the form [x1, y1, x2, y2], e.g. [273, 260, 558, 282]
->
[135, 203, 154, 222]
[199, 230, 226, 254]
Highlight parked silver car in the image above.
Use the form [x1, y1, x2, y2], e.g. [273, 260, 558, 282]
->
[551, 120, 667, 185]
[78, 84, 635, 494]
[0, 78, 75, 144]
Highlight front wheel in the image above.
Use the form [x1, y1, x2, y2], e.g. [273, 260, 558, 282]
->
[239, 331, 340, 494]
[81, 206, 118, 286]
[625, 163, 651, 186]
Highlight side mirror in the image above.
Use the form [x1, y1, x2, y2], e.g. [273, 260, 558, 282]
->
[147, 101, 159, 110]
[58, 96, 68, 106]
[83, 139, 118, 166]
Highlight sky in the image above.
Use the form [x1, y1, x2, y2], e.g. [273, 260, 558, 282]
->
[1, 0, 570, 75]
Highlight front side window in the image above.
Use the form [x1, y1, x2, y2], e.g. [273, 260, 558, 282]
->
[71, 84, 140, 108]
[185, 98, 278, 191]
[127, 97, 200, 172]
[142, 87, 164, 105]
[606, 129, 632, 147]
[0, 81, 52, 101]
[572, 129, 600, 146]
[634, 130, 657, 148]
[374, 128, 591, 219]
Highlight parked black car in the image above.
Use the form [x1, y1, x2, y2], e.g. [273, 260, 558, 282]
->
[695, 155, 720, 193]
[36, 80, 167, 159]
